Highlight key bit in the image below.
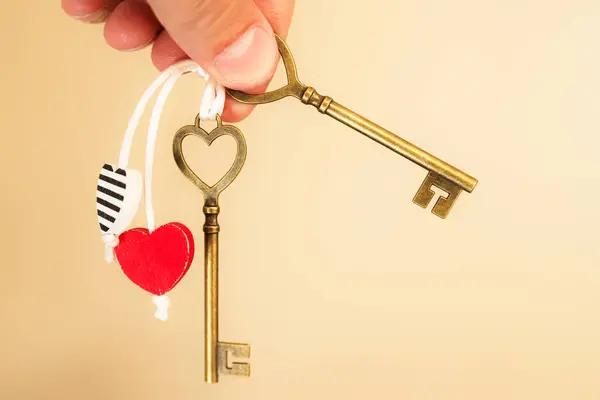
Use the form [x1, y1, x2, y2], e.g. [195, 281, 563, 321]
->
[413, 171, 462, 219]
[218, 342, 251, 377]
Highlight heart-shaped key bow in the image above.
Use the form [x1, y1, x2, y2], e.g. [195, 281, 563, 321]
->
[173, 114, 247, 205]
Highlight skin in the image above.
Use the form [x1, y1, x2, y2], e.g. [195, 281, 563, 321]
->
[61, 0, 295, 122]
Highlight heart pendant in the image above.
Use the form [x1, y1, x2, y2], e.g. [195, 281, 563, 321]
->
[172, 115, 247, 203]
[115, 222, 195, 296]
[96, 164, 142, 235]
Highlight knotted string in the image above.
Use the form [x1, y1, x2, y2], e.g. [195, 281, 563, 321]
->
[103, 60, 225, 320]
[153, 294, 171, 321]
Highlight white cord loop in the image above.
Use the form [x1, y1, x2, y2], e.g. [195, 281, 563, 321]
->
[112, 59, 225, 235]
[145, 62, 224, 233]
[106, 60, 224, 321]
[117, 60, 225, 170]
[102, 233, 119, 263]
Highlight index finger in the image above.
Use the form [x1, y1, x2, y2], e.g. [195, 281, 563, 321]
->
[61, 0, 121, 22]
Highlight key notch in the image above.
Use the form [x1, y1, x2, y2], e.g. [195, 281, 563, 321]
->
[413, 171, 463, 219]
[217, 342, 251, 377]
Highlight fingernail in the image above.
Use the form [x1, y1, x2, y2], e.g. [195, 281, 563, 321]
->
[214, 25, 278, 89]
[123, 34, 159, 52]
[73, 9, 110, 23]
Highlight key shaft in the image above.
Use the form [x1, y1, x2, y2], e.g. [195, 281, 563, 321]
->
[203, 204, 220, 383]
[300, 87, 477, 193]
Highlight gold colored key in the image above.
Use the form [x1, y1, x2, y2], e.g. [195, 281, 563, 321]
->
[227, 35, 478, 219]
[173, 115, 251, 383]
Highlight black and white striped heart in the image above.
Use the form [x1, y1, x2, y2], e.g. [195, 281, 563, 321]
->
[96, 163, 142, 235]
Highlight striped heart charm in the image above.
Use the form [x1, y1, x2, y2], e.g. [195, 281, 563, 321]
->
[96, 163, 142, 235]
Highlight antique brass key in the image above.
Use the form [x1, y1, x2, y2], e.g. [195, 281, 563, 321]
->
[173, 115, 251, 383]
[227, 35, 478, 219]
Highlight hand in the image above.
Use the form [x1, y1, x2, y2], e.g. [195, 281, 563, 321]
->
[62, 0, 295, 121]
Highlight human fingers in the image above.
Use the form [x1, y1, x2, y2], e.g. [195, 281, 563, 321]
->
[150, 30, 254, 122]
[146, 0, 278, 91]
[103, 0, 162, 51]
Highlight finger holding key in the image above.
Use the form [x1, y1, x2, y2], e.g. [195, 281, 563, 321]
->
[146, 0, 279, 90]
[147, 0, 295, 122]
[62, 0, 296, 122]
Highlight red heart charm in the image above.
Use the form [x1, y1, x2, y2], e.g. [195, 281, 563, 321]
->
[114, 222, 194, 296]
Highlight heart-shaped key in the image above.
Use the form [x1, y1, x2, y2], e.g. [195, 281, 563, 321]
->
[228, 35, 478, 219]
[173, 115, 250, 383]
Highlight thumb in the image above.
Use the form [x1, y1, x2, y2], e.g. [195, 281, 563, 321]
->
[147, 0, 279, 91]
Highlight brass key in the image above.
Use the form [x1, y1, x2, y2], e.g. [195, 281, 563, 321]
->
[227, 35, 478, 219]
[173, 115, 251, 383]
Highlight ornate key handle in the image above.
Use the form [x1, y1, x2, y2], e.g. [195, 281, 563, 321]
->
[227, 35, 478, 219]
[227, 35, 307, 104]
[173, 114, 247, 205]
[173, 115, 251, 383]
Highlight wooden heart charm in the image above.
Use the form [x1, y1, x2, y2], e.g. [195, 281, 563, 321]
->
[96, 163, 142, 235]
[114, 223, 195, 296]
[173, 116, 247, 203]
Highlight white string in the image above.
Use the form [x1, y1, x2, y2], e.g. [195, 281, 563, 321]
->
[152, 295, 170, 321]
[102, 233, 119, 263]
[116, 60, 225, 170]
[145, 72, 181, 232]
[201, 78, 226, 120]
[105, 60, 225, 320]
[117, 69, 171, 170]
[144, 64, 225, 232]
[111, 60, 225, 233]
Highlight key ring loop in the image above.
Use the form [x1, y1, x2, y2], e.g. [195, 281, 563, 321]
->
[195, 113, 223, 129]
[226, 34, 307, 104]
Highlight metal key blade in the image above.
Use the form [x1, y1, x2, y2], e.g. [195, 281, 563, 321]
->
[227, 34, 478, 219]
[204, 205, 250, 382]
[204, 204, 220, 383]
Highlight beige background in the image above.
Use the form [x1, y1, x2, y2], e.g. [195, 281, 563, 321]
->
[1, 1, 600, 399]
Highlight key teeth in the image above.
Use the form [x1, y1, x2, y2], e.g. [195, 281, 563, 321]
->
[413, 172, 437, 210]
[413, 172, 462, 219]
[431, 196, 455, 219]
[413, 187, 435, 210]
[217, 342, 251, 377]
